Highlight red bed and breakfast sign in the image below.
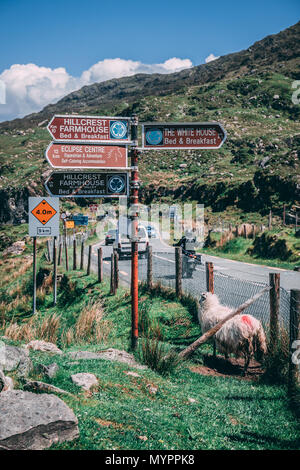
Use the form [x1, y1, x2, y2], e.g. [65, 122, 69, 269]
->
[141, 122, 226, 149]
[47, 115, 131, 144]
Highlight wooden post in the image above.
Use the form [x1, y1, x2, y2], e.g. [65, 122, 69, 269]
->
[235, 224, 239, 237]
[110, 252, 116, 295]
[64, 221, 69, 271]
[147, 245, 153, 290]
[252, 224, 255, 239]
[80, 240, 84, 270]
[57, 242, 62, 266]
[269, 273, 280, 354]
[87, 245, 92, 276]
[73, 238, 77, 270]
[175, 246, 182, 297]
[33, 237, 37, 314]
[206, 261, 214, 294]
[53, 236, 57, 306]
[47, 239, 51, 262]
[114, 249, 119, 290]
[268, 210, 272, 230]
[243, 224, 247, 238]
[288, 289, 300, 398]
[97, 247, 103, 283]
[229, 223, 232, 233]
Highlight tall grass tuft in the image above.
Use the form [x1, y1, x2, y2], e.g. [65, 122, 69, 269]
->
[139, 337, 181, 376]
[262, 327, 290, 384]
[75, 301, 111, 344]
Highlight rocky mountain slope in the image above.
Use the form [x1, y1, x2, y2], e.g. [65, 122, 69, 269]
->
[0, 21, 299, 224]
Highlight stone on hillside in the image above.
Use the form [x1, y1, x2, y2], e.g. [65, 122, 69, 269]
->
[24, 380, 71, 396]
[0, 369, 13, 392]
[68, 348, 146, 369]
[0, 343, 32, 377]
[71, 373, 98, 391]
[37, 362, 59, 378]
[0, 390, 79, 450]
[25, 340, 62, 355]
[3, 241, 25, 256]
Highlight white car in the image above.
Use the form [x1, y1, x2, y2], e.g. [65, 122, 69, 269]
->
[114, 225, 149, 259]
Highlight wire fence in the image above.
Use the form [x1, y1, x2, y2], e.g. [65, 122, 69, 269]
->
[141, 251, 291, 333]
[47, 238, 292, 334]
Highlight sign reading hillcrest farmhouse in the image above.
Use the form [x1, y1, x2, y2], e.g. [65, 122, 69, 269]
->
[141, 122, 226, 149]
[47, 115, 131, 144]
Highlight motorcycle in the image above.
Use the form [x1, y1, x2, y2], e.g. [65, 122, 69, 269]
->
[182, 249, 202, 279]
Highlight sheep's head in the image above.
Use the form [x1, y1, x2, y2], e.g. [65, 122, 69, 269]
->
[199, 292, 219, 308]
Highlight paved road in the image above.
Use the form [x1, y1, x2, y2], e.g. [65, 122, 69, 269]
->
[90, 237, 300, 291]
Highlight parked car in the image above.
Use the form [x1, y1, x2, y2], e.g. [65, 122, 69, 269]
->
[105, 229, 117, 245]
[114, 225, 149, 259]
[146, 225, 158, 238]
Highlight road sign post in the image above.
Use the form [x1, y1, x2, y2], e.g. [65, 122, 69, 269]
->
[130, 115, 139, 350]
[33, 237, 37, 315]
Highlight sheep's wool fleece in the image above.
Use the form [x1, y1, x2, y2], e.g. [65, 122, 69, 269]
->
[215, 315, 263, 356]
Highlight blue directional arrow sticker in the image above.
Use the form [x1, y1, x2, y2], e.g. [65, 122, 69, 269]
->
[110, 120, 128, 140]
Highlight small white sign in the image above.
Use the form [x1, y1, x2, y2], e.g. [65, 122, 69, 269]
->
[28, 197, 60, 237]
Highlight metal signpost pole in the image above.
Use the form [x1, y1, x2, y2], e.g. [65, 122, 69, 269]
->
[33, 237, 37, 314]
[130, 115, 139, 350]
[53, 236, 57, 306]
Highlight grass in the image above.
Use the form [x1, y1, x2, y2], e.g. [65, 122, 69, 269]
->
[0, 244, 299, 450]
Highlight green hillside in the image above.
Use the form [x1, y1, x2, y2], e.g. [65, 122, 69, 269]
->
[0, 22, 299, 226]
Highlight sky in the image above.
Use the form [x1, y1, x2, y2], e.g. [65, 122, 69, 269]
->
[0, 0, 299, 122]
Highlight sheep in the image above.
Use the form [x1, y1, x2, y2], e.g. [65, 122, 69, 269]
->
[198, 292, 267, 375]
[198, 292, 233, 357]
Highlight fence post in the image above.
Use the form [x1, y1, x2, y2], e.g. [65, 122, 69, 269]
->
[87, 245, 92, 276]
[206, 262, 214, 293]
[57, 242, 62, 266]
[235, 224, 239, 237]
[252, 224, 255, 239]
[110, 253, 116, 295]
[64, 221, 69, 272]
[53, 237, 57, 306]
[73, 238, 77, 270]
[98, 247, 103, 283]
[47, 239, 51, 262]
[243, 224, 247, 238]
[175, 246, 182, 297]
[268, 210, 272, 230]
[269, 273, 280, 354]
[288, 289, 300, 399]
[114, 249, 119, 290]
[80, 240, 84, 270]
[147, 245, 153, 290]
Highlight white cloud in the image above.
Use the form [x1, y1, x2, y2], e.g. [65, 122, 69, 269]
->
[0, 57, 192, 122]
[205, 53, 220, 63]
